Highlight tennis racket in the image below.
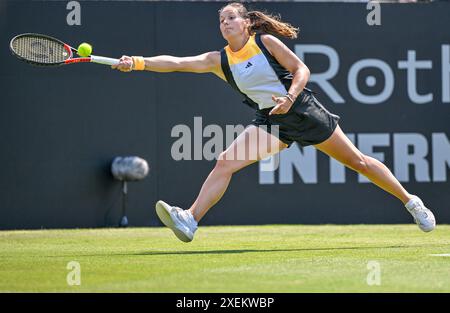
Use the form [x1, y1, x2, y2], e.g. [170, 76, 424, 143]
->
[9, 33, 120, 67]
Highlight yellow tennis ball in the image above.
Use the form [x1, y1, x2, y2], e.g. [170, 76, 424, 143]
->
[77, 43, 92, 57]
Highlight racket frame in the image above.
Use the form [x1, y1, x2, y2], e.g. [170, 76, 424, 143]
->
[10, 33, 119, 67]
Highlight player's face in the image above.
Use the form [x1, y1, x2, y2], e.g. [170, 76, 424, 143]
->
[219, 7, 250, 41]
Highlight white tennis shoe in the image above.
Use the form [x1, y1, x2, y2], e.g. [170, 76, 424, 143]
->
[405, 196, 436, 232]
[155, 200, 198, 242]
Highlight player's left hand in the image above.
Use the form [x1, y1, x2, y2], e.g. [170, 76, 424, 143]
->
[269, 95, 293, 115]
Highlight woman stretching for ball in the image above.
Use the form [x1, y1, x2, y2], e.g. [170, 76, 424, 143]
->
[112, 2, 435, 242]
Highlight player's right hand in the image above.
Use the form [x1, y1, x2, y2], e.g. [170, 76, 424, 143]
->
[111, 55, 133, 72]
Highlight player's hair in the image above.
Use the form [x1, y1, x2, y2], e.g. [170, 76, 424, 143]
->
[219, 2, 299, 39]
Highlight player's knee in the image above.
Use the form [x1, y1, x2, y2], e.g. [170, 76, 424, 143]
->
[215, 152, 247, 174]
[349, 154, 370, 175]
[215, 155, 236, 174]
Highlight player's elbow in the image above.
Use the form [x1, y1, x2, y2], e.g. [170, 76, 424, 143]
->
[304, 65, 310, 80]
[299, 64, 310, 81]
[171, 58, 185, 71]
[293, 63, 310, 81]
[176, 61, 204, 73]
[162, 56, 186, 72]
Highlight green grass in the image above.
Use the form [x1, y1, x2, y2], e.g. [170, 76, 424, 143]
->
[0, 225, 449, 292]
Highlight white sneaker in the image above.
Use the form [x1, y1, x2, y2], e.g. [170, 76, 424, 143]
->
[405, 196, 436, 232]
[155, 200, 198, 242]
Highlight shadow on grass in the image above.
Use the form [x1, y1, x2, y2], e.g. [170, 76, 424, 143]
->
[128, 245, 417, 256]
[41, 244, 443, 258]
[17, 243, 447, 259]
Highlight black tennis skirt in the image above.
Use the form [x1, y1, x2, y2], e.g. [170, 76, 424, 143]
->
[251, 88, 340, 147]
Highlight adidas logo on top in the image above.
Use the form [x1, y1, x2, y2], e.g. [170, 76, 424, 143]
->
[245, 62, 253, 68]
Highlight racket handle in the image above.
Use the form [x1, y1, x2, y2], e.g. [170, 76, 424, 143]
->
[90, 55, 120, 66]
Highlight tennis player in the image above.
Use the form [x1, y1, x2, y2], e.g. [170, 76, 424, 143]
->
[112, 2, 435, 242]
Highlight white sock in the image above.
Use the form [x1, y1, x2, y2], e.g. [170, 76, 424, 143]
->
[405, 196, 421, 210]
[184, 210, 198, 228]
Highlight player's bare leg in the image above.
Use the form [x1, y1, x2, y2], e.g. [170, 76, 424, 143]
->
[188, 125, 287, 222]
[156, 125, 287, 242]
[314, 125, 435, 231]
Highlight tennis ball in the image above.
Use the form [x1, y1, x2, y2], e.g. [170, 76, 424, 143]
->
[77, 43, 92, 57]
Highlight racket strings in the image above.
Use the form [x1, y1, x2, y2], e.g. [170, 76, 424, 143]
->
[12, 35, 69, 64]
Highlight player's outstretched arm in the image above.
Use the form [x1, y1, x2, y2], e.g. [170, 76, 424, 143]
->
[112, 52, 223, 77]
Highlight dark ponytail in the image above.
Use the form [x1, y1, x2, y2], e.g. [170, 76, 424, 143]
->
[247, 10, 299, 39]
